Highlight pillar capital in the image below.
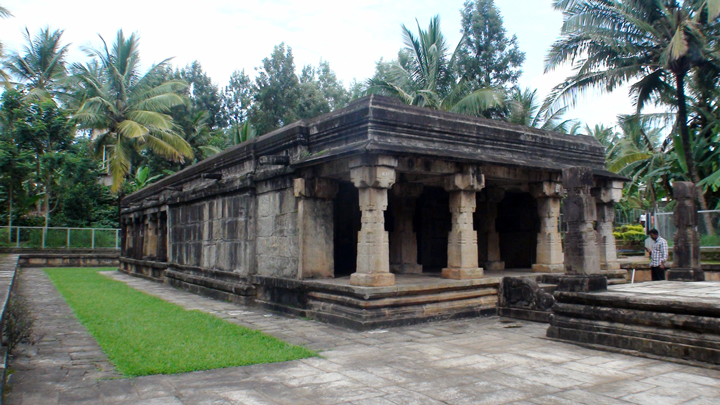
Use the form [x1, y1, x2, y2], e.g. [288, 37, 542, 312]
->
[444, 167, 484, 192]
[293, 178, 339, 200]
[562, 166, 593, 195]
[530, 181, 564, 199]
[350, 166, 396, 189]
[593, 180, 624, 203]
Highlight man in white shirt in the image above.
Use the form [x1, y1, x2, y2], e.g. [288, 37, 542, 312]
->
[645, 229, 668, 281]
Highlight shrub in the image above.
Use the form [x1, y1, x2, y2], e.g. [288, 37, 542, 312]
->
[3, 292, 35, 353]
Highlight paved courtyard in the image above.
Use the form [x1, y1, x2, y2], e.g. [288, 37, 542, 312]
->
[6, 268, 720, 405]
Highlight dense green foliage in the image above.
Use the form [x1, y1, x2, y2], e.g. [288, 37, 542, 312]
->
[45, 268, 316, 376]
[1, 1, 719, 230]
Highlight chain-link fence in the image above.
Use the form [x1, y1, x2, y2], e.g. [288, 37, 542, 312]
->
[655, 210, 720, 247]
[0, 226, 120, 249]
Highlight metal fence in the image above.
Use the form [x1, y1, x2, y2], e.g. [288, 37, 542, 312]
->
[655, 210, 720, 247]
[0, 226, 120, 249]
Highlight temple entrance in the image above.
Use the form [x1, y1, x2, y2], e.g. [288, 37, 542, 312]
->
[497, 192, 539, 269]
[415, 187, 451, 272]
[333, 182, 361, 277]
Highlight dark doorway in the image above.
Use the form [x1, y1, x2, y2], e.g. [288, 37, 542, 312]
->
[415, 187, 451, 272]
[333, 182, 361, 277]
[496, 192, 539, 268]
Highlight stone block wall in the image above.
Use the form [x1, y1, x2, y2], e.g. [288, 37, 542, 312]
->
[169, 192, 256, 276]
[256, 187, 300, 278]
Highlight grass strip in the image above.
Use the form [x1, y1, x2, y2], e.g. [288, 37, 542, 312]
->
[44, 267, 316, 377]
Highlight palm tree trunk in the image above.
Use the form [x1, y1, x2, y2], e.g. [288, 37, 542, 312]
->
[44, 171, 50, 228]
[676, 73, 715, 236]
[7, 182, 12, 243]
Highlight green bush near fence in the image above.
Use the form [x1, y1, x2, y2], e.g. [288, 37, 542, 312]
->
[0, 228, 117, 248]
[613, 224, 647, 244]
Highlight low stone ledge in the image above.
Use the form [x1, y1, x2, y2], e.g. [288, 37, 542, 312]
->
[18, 253, 119, 268]
[548, 316, 720, 364]
[164, 269, 254, 296]
[552, 302, 720, 335]
[250, 275, 501, 300]
[308, 288, 497, 309]
[554, 291, 720, 318]
[119, 257, 168, 269]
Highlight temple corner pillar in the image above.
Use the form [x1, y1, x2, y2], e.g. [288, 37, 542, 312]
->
[594, 180, 623, 271]
[294, 177, 339, 279]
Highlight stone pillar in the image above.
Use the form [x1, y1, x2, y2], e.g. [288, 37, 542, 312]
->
[294, 178, 339, 279]
[531, 181, 564, 273]
[442, 167, 485, 280]
[350, 156, 397, 287]
[557, 167, 606, 292]
[482, 187, 505, 271]
[667, 182, 704, 281]
[594, 181, 623, 270]
[390, 183, 423, 274]
[144, 213, 158, 258]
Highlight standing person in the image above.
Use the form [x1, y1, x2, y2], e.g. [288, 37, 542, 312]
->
[646, 229, 668, 281]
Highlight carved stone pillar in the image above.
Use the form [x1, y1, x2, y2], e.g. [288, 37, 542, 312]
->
[482, 187, 505, 271]
[667, 182, 704, 281]
[594, 181, 623, 270]
[294, 178, 339, 279]
[531, 181, 564, 273]
[442, 167, 485, 280]
[350, 156, 397, 287]
[557, 167, 606, 292]
[144, 213, 158, 258]
[390, 183, 423, 274]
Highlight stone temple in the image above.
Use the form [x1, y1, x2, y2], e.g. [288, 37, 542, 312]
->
[119, 95, 625, 329]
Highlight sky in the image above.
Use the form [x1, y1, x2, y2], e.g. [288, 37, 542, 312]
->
[0, 0, 652, 129]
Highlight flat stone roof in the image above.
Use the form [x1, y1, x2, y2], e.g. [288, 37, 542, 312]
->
[125, 95, 620, 205]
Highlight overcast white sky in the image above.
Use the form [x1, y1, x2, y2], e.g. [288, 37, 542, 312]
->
[0, 0, 651, 129]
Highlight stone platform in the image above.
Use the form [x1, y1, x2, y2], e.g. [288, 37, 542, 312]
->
[253, 273, 500, 330]
[548, 281, 720, 366]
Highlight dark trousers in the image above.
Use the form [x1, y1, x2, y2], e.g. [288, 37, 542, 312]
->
[651, 266, 666, 281]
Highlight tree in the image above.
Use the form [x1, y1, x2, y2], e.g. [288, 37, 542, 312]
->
[4, 27, 69, 101]
[222, 69, 253, 127]
[72, 30, 193, 191]
[456, 0, 525, 92]
[250, 43, 302, 134]
[0, 89, 33, 236]
[546, 0, 720, 217]
[177, 61, 224, 129]
[367, 16, 502, 116]
[16, 99, 74, 227]
[506, 87, 573, 132]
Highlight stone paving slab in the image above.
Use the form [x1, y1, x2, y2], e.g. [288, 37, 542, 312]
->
[6, 268, 720, 404]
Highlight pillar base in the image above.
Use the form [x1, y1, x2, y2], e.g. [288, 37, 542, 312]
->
[441, 267, 484, 280]
[555, 274, 607, 292]
[484, 261, 505, 271]
[666, 268, 705, 282]
[350, 273, 395, 287]
[532, 264, 565, 273]
[600, 262, 621, 270]
[390, 263, 423, 274]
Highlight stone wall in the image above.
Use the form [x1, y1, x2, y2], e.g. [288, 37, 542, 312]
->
[169, 192, 256, 276]
[256, 187, 299, 279]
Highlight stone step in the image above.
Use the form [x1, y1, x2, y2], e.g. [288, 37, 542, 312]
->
[537, 283, 557, 294]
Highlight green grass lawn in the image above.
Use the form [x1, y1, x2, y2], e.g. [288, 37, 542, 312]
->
[44, 267, 316, 377]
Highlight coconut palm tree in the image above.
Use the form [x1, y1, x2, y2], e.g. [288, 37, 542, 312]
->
[366, 16, 502, 116]
[4, 27, 69, 101]
[72, 30, 193, 191]
[506, 87, 574, 132]
[545, 0, 720, 213]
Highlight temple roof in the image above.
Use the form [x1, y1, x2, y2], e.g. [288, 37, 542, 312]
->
[124, 95, 621, 204]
